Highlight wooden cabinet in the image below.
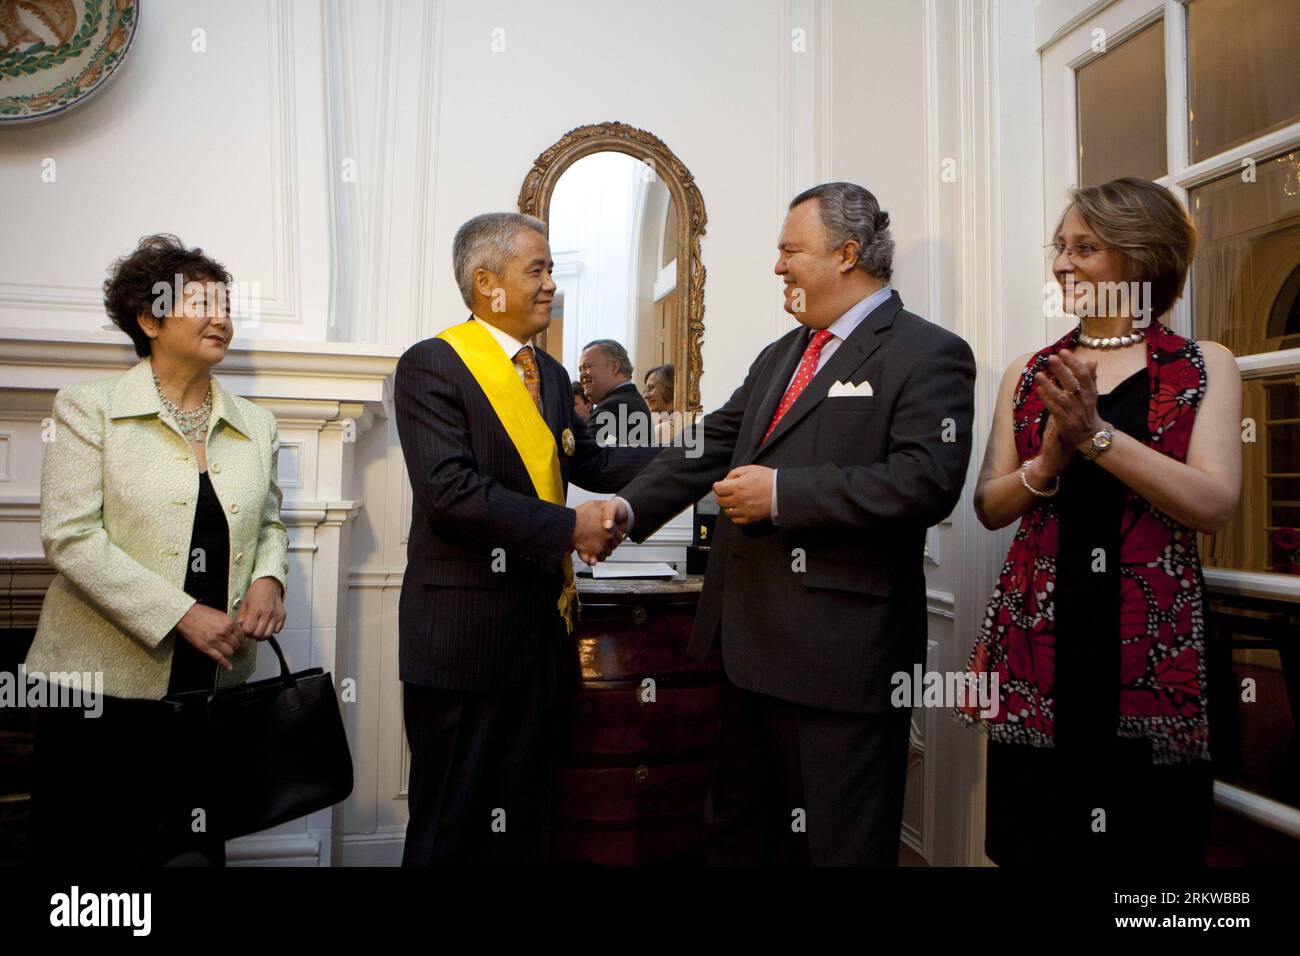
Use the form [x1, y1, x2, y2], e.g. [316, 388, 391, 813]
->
[555, 574, 720, 865]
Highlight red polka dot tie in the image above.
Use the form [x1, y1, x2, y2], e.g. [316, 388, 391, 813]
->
[762, 328, 835, 443]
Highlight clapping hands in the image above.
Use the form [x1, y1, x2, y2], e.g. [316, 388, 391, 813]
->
[1035, 349, 1105, 452]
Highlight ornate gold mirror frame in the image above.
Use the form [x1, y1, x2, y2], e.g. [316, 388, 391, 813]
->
[518, 122, 707, 415]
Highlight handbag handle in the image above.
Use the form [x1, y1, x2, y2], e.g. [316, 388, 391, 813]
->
[209, 634, 296, 695]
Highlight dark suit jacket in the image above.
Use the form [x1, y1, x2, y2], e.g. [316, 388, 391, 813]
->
[591, 381, 652, 442]
[618, 291, 976, 713]
[394, 320, 658, 691]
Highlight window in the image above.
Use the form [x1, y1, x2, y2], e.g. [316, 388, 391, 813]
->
[1187, 0, 1300, 164]
[1076, 20, 1167, 186]
[1048, 0, 1300, 579]
[1191, 150, 1300, 574]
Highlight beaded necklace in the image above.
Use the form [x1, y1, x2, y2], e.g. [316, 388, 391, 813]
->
[153, 372, 212, 443]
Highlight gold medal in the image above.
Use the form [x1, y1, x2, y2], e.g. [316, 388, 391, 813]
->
[562, 427, 576, 456]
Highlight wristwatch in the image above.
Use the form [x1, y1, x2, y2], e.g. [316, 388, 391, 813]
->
[1081, 425, 1114, 461]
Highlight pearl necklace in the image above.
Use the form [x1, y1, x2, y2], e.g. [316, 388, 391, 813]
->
[1077, 328, 1144, 349]
[153, 372, 212, 443]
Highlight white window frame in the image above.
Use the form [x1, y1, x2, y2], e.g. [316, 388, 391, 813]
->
[1042, 0, 1300, 600]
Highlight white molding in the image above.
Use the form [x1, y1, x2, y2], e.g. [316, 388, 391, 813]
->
[0, 332, 398, 404]
[652, 261, 677, 302]
[926, 589, 956, 619]
[1036, 0, 1122, 50]
[900, 824, 924, 860]
[1164, 0, 1189, 184]
[1214, 781, 1300, 841]
[776, 0, 796, 341]
[227, 830, 322, 867]
[349, 567, 406, 589]
[1061, 4, 1163, 70]
[1062, 58, 1079, 190]
[283, 501, 362, 529]
[362, 1, 399, 346]
[405, 0, 446, 348]
[323, 0, 357, 341]
[1237, 348, 1300, 377]
[338, 827, 406, 866]
[0, 282, 103, 313]
[922, 0, 941, 326]
[773, 0, 830, 339]
[261, 0, 303, 324]
[0, 498, 39, 520]
[1203, 568, 1300, 603]
[818, 0, 833, 183]
[324, 0, 402, 344]
[918, 0, 1033, 870]
[1172, 122, 1300, 191]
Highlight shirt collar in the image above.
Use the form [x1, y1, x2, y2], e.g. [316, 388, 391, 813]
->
[108, 357, 251, 440]
[825, 285, 893, 342]
[470, 314, 531, 360]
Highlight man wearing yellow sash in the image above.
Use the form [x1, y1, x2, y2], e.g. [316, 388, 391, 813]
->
[394, 212, 660, 865]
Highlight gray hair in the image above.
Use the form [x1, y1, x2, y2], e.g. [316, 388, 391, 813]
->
[452, 212, 548, 307]
[790, 182, 894, 281]
[582, 338, 633, 378]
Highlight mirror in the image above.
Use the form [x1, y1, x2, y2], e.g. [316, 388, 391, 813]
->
[519, 122, 707, 418]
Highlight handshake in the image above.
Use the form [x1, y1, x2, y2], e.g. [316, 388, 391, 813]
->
[570, 498, 632, 566]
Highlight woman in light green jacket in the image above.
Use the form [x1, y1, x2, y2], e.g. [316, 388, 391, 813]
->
[27, 234, 289, 866]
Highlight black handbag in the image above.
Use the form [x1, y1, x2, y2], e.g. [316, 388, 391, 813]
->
[163, 636, 354, 840]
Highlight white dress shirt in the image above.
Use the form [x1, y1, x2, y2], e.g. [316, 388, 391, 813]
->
[470, 314, 533, 374]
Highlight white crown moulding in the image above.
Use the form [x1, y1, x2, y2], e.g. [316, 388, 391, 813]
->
[0, 329, 401, 407]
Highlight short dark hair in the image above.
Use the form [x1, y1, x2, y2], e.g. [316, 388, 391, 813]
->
[572, 381, 590, 403]
[582, 339, 633, 378]
[105, 234, 232, 357]
[789, 182, 894, 281]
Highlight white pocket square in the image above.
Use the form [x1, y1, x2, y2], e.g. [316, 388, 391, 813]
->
[827, 379, 873, 397]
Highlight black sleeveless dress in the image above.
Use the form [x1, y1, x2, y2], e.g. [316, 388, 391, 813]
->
[984, 368, 1215, 866]
[160, 468, 230, 864]
[30, 470, 231, 866]
[168, 470, 229, 694]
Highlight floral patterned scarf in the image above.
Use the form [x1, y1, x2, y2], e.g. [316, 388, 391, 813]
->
[956, 322, 1210, 765]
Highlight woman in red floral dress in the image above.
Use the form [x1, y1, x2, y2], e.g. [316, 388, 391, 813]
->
[958, 178, 1242, 865]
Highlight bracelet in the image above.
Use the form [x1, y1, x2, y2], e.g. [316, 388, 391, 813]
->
[1019, 459, 1060, 498]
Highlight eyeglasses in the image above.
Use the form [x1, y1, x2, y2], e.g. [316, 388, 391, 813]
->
[1045, 241, 1114, 261]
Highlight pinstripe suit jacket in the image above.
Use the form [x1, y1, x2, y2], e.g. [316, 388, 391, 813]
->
[394, 319, 659, 690]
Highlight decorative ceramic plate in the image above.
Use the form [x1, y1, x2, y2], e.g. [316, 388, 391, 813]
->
[0, 0, 138, 124]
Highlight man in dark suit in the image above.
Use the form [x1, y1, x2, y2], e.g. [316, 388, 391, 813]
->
[602, 183, 976, 865]
[393, 212, 657, 865]
[580, 339, 652, 445]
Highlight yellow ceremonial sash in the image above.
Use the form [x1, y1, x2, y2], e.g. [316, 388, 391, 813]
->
[436, 319, 577, 631]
